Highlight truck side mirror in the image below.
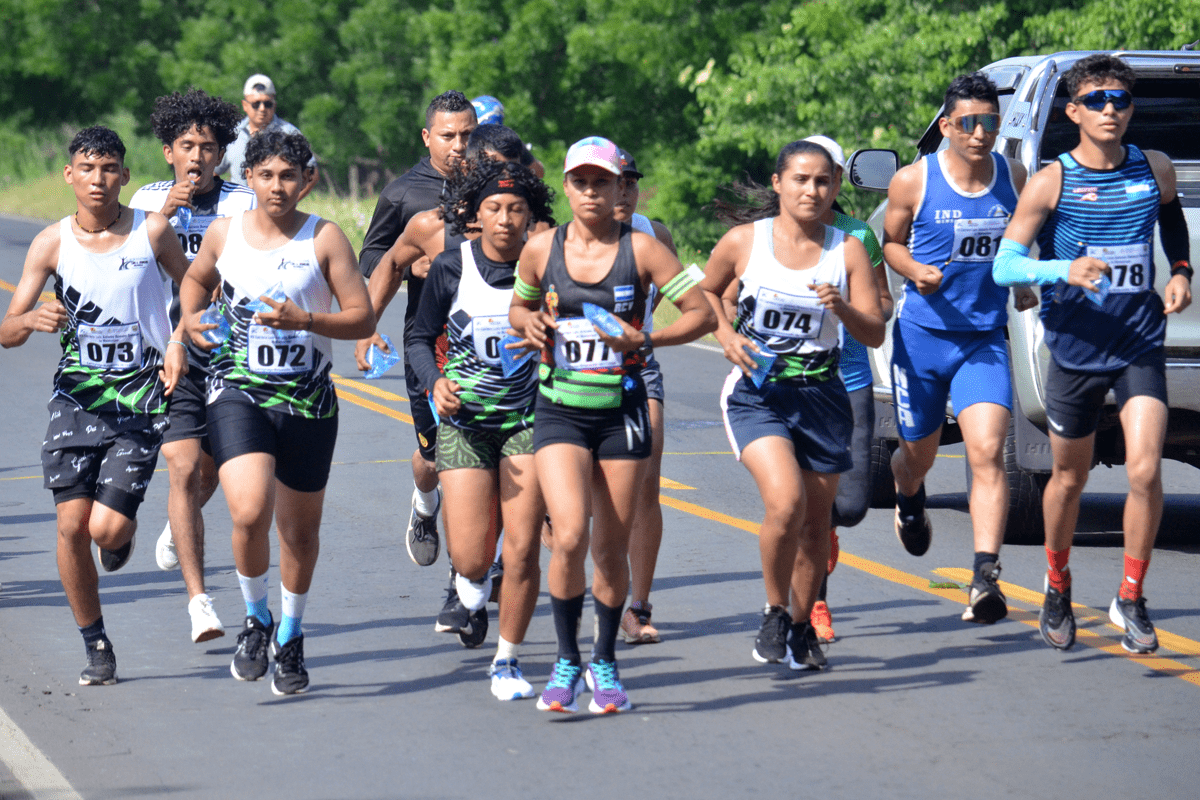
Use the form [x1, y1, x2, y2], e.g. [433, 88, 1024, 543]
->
[847, 149, 900, 193]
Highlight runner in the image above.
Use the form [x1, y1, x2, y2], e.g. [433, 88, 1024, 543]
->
[0, 126, 189, 685]
[992, 54, 1192, 653]
[358, 91, 477, 570]
[130, 88, 256, 643]
[611, 146, 676, 645]
[180, 130, 375, 694]
[408, 158, 555, 699]
[701, 139, 884, 670]
[510, 137, 716, 713]
[882, 73, 1031, 624]
[356, 124, 550, 643]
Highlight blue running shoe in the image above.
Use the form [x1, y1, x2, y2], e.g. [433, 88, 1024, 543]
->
[489, 658, 535, 701]
[585, 658, 631, 714]
[536, 658, 584, 713]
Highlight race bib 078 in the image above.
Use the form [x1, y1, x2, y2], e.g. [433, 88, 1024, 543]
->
[77, 322, 142, 371]
[1086, 243, 1151, 294]
[753, 288, 824, 340]
[248, 326, 313, 375]
[554, 317, 622, 371]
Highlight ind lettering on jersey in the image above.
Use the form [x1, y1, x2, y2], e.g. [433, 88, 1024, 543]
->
[933, 210, 963, 223]
[613, 284, 635, 312]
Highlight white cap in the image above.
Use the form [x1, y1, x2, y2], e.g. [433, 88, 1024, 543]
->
[243, 74, 276, 97]
[803, 134, 845, 171]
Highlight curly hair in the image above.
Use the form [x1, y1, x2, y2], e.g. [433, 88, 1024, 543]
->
[1064, 54, 1136, 97]
[943, 72, 1000, 117]
[149, 88, 241, 148]
[464, 123, 526, 163]
[68, 125, 125, 162]
[242, 130, 314, 176]
[443, 158, 554, 236]
[710, 140, 835, 226]
[424, 90, 476, 128]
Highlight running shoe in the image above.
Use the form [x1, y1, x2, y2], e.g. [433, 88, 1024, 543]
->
[585, 658, 631, 714]
[188, 593, 225, 643]
[486, 556, 504, 603]
[789, 621, 827, 671]
[1039, 576, 1076, 651]
[962, 560, 1008, 624]
[537, 658, 585, 713]
[827, 528, 839, 575]
[1109, 596, 1159, 654]
[459, 607, 488, 649]
[79, 639, 117, 686]
[621, 601, 660, 644]
[270, 634, 309, 695]
[434, 568, 469, 633]
[810, 601, 835, 643]
[231, 615, 274, 681]
[894, 507, 932, 557]
[99, 534, 136, 573]
[156, 522, 178, 571]
[488, 658, 535, 701]
[752, 605, 793, 664]
[405, 487, 441, 566]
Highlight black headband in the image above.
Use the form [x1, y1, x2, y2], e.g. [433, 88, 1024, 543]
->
[474, 175, 532, 211]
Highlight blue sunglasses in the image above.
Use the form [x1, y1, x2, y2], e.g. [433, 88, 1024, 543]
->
[1072, 89, 1132, 111]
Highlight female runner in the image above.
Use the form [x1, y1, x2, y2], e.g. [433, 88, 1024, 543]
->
[408, 158, 555, 700]
[510, 137, 716, 713]
[700, 140, 884, 671]
[180, 130, 375, 695]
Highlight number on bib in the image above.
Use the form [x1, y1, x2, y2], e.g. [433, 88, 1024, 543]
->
[247, 326, 313, 375]
[553, 317, 622, 370]
[951, 218, 1007, 263]
[77, 322, 142, 371]
[1087, 243, 1151, 294]
[752, 288, 824, 340]
[471, 315, 510, 367]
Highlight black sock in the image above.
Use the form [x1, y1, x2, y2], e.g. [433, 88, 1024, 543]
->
[896, 484, 926, 518]
[592, 596, 624, 662]
[79, 616, 107, 648]
[973, 551, 999, 577]
[818, 574, 828, 602]
[550, 593, 585, 663]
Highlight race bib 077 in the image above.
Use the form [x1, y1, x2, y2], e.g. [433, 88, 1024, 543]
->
[554, 317, 622, 370]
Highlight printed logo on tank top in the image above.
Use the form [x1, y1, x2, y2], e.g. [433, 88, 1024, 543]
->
[1072, 186, 1100, 202]
[275, 257, 308, 270]
[613, 284, 635, 312]
[117, 256, 151, 271]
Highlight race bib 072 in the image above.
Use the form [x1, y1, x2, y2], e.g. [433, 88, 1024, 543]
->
[247, 326, 313, 375]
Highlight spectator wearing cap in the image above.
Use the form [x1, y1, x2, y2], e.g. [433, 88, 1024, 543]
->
[217, 73, 316, 186]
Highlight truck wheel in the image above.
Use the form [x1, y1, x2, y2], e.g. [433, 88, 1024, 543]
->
[963, 423, 1049, 545]
[868, 437, 898, 509]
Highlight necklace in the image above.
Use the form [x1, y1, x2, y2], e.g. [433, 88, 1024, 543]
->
[75, 208, 121, 234]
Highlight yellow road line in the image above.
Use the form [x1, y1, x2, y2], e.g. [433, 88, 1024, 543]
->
[660, 477, 695, 490]
[330, 373, 409, 404]
[334, 384, 414, 424]
[0, 278, 55, 303]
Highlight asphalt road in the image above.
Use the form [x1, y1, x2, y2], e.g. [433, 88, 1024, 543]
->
[1, 213, 1199, 799]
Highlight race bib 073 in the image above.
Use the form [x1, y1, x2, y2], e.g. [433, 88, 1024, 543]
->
[77, 322, 142, 371]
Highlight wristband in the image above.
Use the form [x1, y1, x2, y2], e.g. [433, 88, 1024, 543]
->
[1171, 260, 1194, 281]
[304, 311, 313, 331]
[514, 275, 542, 302]
[167, 340, 187, 348]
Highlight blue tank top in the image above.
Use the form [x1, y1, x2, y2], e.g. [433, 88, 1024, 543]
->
[832, 211, 882, 392]
[901, 152, 1019, 331]
[1036, 145, 1163, 371]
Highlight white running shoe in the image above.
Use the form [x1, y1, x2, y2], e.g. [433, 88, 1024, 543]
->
[156, 522, 178, 571]
[489, 658, 535, 700]
[188, 593, 225, 643]
[454, 572, 492, 612]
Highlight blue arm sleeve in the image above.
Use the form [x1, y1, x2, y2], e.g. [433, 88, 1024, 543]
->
[992, 238, 1072, 287]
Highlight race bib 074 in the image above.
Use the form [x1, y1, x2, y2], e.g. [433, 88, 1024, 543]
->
[752, 288, 824, 340]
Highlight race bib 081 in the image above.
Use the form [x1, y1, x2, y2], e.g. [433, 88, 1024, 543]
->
[951, 218, 1007, 262]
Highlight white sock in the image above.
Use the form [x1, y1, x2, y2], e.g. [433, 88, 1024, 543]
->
[412, 486, 440, 518]
[494, 636, 519, 663]
[455, 572, 491, 611]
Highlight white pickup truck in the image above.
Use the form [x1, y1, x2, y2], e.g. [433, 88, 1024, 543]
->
[848, 49, 1200, 543]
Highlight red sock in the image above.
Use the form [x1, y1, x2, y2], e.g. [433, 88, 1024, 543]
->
[1046, 546, 1071, 592]
[1119, 554, 1150, 601]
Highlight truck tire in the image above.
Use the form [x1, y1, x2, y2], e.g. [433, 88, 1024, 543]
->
[963, 422, 1049, 545]
[868, 437, 898, 509]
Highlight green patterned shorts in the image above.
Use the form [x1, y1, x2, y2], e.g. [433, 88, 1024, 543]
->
[436, 424, 534, 471]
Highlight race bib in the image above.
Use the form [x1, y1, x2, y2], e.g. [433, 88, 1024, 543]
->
[951, 218, 1007, 262]
[248, 326, 313, 375]
[471, 315, 509, 367]
[753, 288, 824, 340]
[1087, 243, 1151, 294]
[77, 322, 142, 371]
[554, 316, 622, 371]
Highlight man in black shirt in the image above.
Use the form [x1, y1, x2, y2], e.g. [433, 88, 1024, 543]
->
[358, 91, 476, 569]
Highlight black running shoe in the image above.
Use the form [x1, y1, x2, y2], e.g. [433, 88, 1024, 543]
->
[1109, 596, 1159, 654]
[231, 615, 274, 681]
[1039, 578, 1076, 651]
[405, 487, 441, 567]
[788, 621, 827, 671]
[486, 556, 504, 603]
[99, 534, 136, 573]
[79, 639, 117, 686]
[435, 568, 469, 633]
[752, 605, 792, 664]
[459, 607, 488, 648]
[962, 561, 1008, 624]
[271, 634, 310, 695]
[894, 508, 932, 557]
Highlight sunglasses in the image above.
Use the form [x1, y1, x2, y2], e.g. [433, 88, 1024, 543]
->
[1071, 89, 1132, 111]
[949, 113, 1000, 134]
[248, 100, 275, 111]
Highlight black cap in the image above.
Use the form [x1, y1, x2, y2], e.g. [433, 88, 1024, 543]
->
[617, 147, 643, 179]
